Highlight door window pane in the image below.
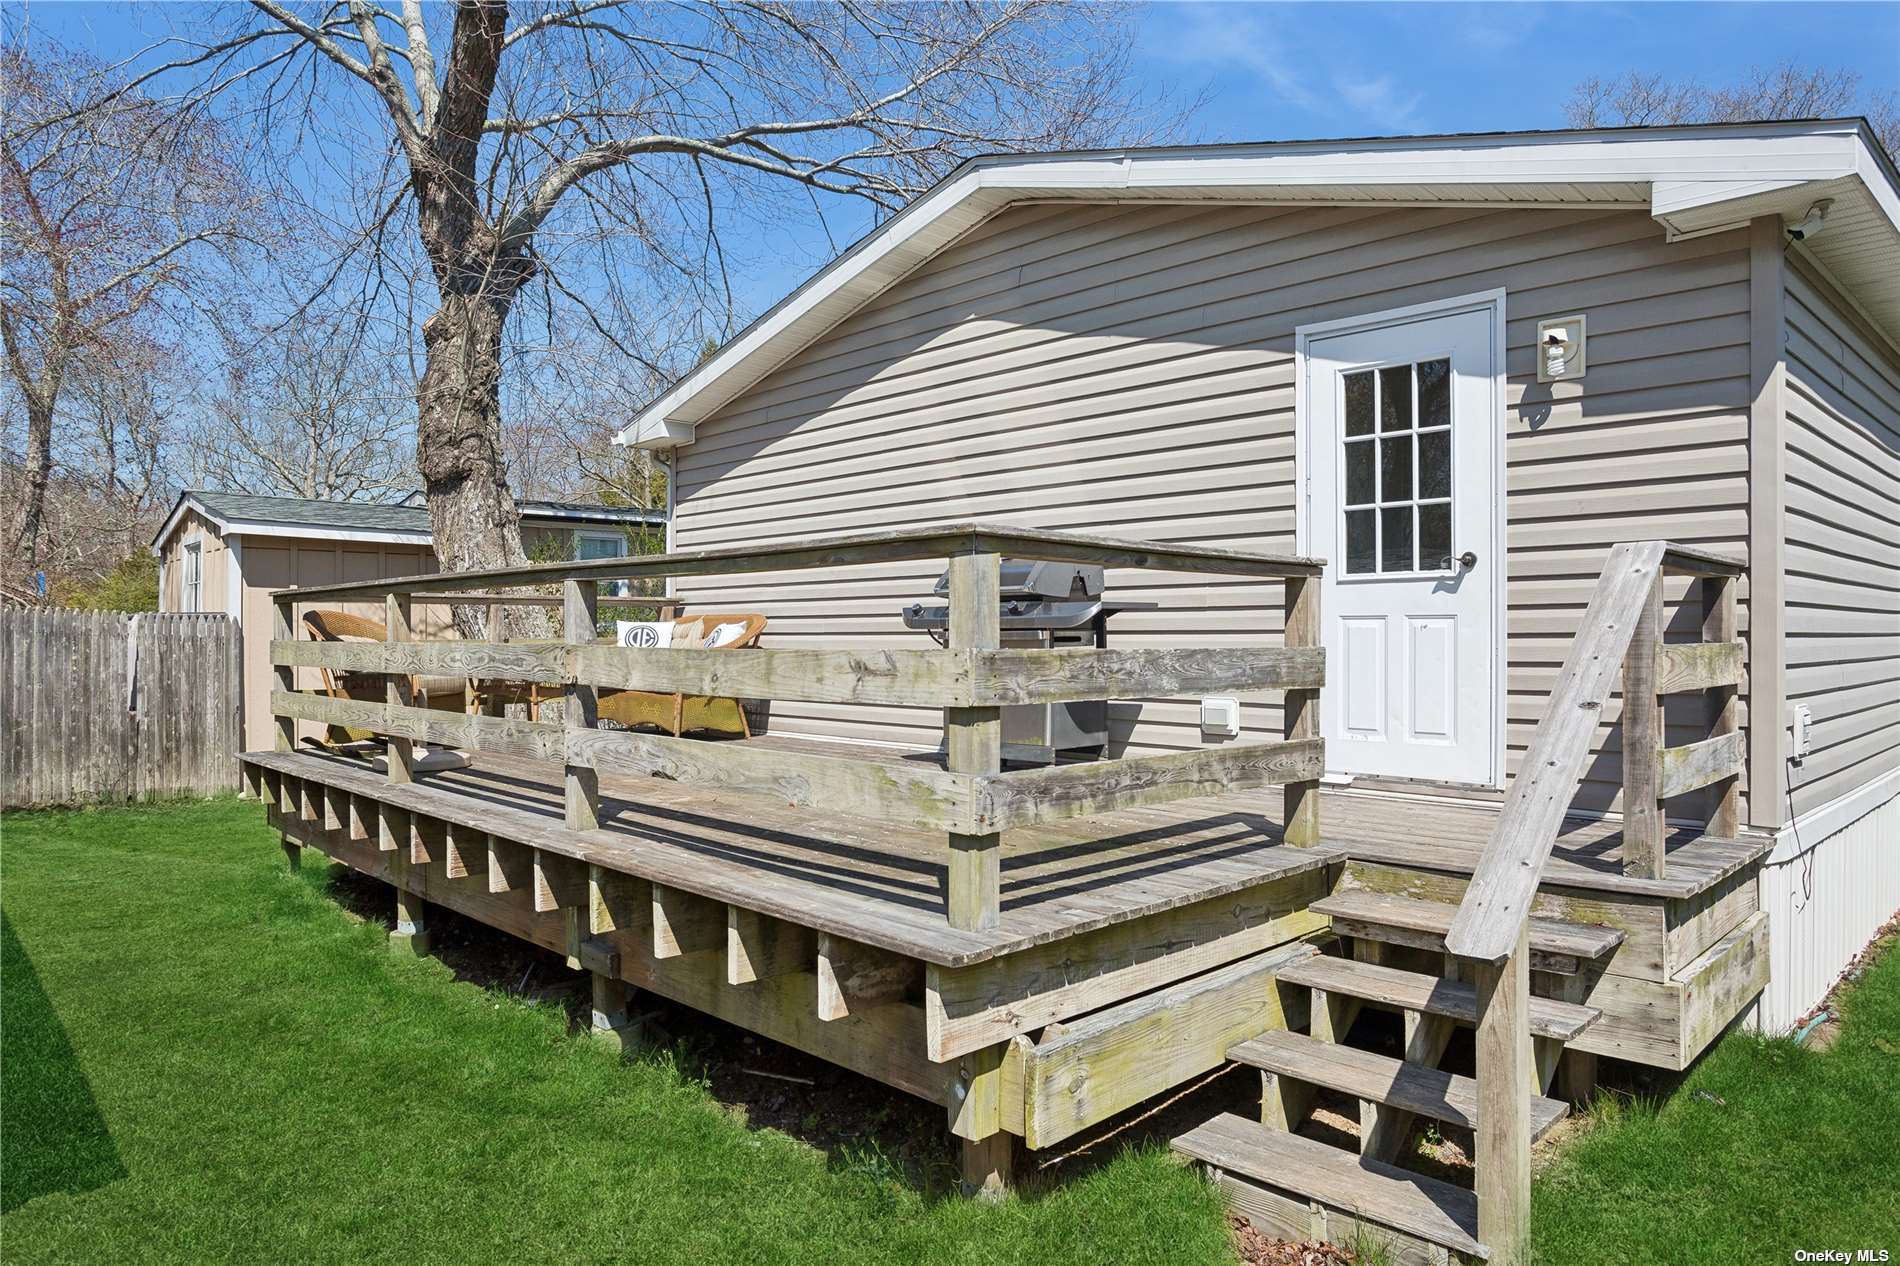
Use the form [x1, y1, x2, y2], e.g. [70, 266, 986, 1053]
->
[1345, 509, 1377, 574]
[1340, 356, 1453, 575]
[1417, 358, 1450, 430]
[1381, 436, 1413, 502]
[1379, 365, 1411, 432]
[1418, 430, 1451, 499]
[1345, 440, 1375, 505]
[1381, 507, 1414, 572]
[1345, 371, 1374, 437]
[1420, 503, 1452, 569]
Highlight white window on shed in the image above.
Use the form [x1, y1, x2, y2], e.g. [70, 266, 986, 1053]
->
[577, 530, 630, 597]
[182, 541, 203, 612]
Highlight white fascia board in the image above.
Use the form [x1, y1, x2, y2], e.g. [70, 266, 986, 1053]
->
[616, 122, 1894, 450]
[222, 520, 434, 546]
[150, 494, 227, 555]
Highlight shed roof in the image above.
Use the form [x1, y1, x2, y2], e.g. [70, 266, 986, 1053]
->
[150, 490, 663, 552]
[615, 119, 1900, 450]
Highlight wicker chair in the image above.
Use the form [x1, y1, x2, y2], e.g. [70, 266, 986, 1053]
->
[594, 611, 766, 737]
[300, 609, 469, 745]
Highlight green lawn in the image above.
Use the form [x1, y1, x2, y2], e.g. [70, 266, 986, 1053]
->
[1530, 925, 1900, 1265]
[1, 798, 1230, 1266]
[4, 797, 1896, 1265]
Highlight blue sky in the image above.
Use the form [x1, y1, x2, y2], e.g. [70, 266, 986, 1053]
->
[761, 0, 1900, 313]
[15, 0, 1900, 328]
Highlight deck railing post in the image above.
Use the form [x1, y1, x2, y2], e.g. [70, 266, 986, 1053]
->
[1621, 570, 1665, 877]
[385, 593, 415, 785]
[1471, 924, 1532, 1266]
[945, 549, 1002, 932]
[1282, 573, 1322, 847]
[1702, 574, 1741, 837]
[272, 597, 297, 754]
[564, 579, 601, 832]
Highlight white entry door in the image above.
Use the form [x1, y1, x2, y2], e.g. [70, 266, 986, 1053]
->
[1300, 293, 1503, 786]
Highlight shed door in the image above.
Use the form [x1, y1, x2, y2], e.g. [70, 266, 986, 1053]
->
[1302, 298, 1503, 786]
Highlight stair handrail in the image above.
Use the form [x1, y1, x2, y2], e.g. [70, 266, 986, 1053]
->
[1445, 539, 1746, 963]
[1443, 538, 1744, 1266]
[1446, 541, 1662, 963]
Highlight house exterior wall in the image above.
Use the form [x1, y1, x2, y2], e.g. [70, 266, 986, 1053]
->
[1779, 254, 1900, 818]
[1742, 251, 1900, 1033]
[669, 202, 1754, 815]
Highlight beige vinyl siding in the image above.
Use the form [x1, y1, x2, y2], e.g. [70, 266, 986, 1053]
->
[237, 537, 441, 752]
[159, 509, 229, 615]
[1780, 257, 1900, 817]
[671, 203, 1752, 814]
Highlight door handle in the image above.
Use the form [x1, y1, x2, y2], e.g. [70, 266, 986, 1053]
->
[1442, 550, 1478, 571]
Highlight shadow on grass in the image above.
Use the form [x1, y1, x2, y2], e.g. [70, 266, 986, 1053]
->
[310, 857, 1216, 1202]
[1, 910, 127, 1212]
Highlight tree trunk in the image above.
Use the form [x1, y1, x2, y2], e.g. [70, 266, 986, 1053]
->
[416, 287, 530, 635]
[13, 394, 56, 575]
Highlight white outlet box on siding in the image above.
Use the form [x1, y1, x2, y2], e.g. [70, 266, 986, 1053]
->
[1201, 697, 1240, 738]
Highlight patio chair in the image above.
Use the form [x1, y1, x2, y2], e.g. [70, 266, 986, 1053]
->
[594, 611, 767, 738]
[300, 609, 469, 746]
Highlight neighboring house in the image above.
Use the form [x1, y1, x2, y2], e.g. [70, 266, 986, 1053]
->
[616, 120, 1900, 1033]
[151, 490, 664, 750]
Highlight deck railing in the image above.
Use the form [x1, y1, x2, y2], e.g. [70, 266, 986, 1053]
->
[1443, 539, 1746, 1264]
[267, 522, 1327, 934]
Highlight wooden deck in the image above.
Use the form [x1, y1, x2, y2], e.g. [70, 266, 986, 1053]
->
[248, 738, 1341, 967]
[250, 733, 1770, 958]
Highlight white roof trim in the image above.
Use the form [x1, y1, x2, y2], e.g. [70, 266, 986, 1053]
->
[616, 120, 1900, 450]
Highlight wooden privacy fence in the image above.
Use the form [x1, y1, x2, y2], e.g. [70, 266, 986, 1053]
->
[1, 609, 242, 809]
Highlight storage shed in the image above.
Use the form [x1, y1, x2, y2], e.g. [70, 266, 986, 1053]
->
[152, 490, 663, 749]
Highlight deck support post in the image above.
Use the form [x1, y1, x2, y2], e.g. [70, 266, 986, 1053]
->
[959, 1131, 1014, 1201]
[1553, 970, 1598, 1105]
[589, 971, 642, 1055]
[391, 851, 431, 956]
[1282, 573, 1322, 847]
[1470, 924, 1532, 1266]
[564, 580, 600, 832]
[386, 594, 415, 784]
[944, 550, 1001, 932]
[1702, 574, 1741, 838]
[1620, 571, 1665, 878]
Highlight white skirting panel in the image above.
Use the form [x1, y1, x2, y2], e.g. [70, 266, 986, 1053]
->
[1748, 772, 1900, 1034]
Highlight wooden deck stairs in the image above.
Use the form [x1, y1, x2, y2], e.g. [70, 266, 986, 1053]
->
[1173, 893, 1623, 1264]
[1174, 540, 1749, 1265]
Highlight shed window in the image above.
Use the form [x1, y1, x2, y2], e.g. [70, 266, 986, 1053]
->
[1340, 358, 1453, 574]
[182, 542, 202, 613]
[577, 531, 630, 598]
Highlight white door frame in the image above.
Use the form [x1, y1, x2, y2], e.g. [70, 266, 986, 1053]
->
[1293, 288, 1509, 790]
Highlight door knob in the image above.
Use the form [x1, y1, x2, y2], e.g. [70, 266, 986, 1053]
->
[1443, 550, 1478, 571]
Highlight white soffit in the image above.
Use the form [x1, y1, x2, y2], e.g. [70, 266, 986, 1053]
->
[618, 120, 1900, 449]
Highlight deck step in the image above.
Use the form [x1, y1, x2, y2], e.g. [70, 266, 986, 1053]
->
[1276, 953, 1601, 1042]
[1173, 1112, 1487, 1260]
[1230, 1030, 1570, 1143]
[1314, 890, 1624, 974]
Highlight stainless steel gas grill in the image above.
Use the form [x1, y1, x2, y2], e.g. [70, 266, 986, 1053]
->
[902, 559, 1153, 764]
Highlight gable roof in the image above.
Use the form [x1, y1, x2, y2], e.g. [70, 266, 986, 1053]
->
[615, 119, 1900, 451]
[150, 490, 663, 552]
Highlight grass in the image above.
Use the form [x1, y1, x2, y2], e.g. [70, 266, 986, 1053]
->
[1530, 922, 1900, 1264]
[6, 797, 1897, 1266]
[1, 798, 1231, 1266]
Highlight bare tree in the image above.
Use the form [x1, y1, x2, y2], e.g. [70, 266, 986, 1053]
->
[192, 312, 414, 501]
[0, 44, 260, 573]
[1566, 62, 1898, 157]
[121, 1, 1169, 611]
